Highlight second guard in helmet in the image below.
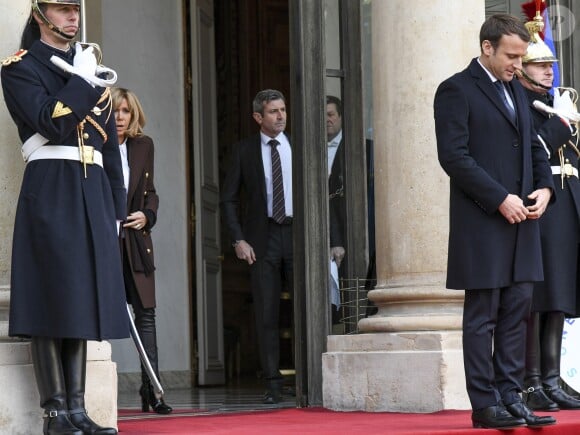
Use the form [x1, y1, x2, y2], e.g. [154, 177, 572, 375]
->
[517, 1, 580, 412]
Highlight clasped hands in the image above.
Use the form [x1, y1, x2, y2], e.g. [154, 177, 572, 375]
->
[498, 188, 551, 224]
[50, 42, 117, 87]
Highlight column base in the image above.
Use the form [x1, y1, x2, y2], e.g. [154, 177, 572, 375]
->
[0, 340, 118, 434]
[361, 284, 464, 332]
[322, 331, 469, 412]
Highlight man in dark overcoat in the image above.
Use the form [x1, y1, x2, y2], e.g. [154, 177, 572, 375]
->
[434, 14, 555, 430]
[221, 89, 292, 404]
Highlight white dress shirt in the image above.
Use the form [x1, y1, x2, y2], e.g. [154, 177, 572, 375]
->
[327, 129, 342, 177]
[119, 139, 130, 194]
[477, 57, 514, 110]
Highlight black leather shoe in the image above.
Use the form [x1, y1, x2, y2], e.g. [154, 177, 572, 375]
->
[524, 387, 560, 412]
[546, 387, 580, 410]
[505, 401, 556, 427]
[262, 389, 282, 404]
[471, 405, 526, 429]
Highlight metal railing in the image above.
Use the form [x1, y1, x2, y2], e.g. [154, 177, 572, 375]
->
[334, 277, 377, 334]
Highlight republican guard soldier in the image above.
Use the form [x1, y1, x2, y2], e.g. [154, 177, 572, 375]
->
[517, 1, 580, 412]
[1, 1, 128, 434]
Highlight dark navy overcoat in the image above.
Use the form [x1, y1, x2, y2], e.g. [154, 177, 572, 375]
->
[434, 59, 555, 290]
[1, 40, 130, 340]
[523, 88, 580, 316]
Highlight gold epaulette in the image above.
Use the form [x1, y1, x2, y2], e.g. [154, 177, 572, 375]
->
[1, 49, 28, 66]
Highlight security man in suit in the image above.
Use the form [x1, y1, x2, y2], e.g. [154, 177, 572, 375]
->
[1, 1, 127, 434]
[326, 95, 346, 321]
[221, 89, 292, 404]
[434, 14, 555, 429]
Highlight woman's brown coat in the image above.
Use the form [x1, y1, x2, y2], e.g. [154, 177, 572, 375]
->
[124, 135, 159, 308]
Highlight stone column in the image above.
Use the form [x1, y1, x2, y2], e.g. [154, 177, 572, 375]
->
[0, 1, 119, 432]
[323, 0, 484, 412]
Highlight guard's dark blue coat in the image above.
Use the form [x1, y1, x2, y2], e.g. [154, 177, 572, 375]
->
[523, 88, 580, 316]
[1, 40, 130, 340]
[434, 59, 555, 290]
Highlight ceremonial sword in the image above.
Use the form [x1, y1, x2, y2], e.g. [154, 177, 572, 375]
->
[126, 304, 165, 399]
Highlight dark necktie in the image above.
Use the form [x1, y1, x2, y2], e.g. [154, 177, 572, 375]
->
[268, 139, 286, 224]
[494, 81, 516, 121]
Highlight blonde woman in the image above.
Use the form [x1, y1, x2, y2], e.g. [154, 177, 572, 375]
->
[112, 87, 172, 414]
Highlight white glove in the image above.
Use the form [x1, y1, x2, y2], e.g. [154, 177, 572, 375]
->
[50, 42, 118, 87]
[553, 89, 575, 113]
[552, 89, 580, 125]
[73, 42, 97, 79]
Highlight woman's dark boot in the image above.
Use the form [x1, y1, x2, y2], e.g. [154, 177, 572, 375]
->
[542, 312, 580, 410]
[139, 380, 173, 414]
[135, 305, 172, 414]
[31, 337, 82, 435]
[62, 339, 118, 434]
[523, 313, 559, 411]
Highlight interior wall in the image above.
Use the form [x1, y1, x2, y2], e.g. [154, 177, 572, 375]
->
[96, 0, 190, 375]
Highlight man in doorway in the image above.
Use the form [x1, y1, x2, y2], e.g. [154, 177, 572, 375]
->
[326, 95, 346, 323]
[434, 14, 555, 429]
[221, 89, 292, 404]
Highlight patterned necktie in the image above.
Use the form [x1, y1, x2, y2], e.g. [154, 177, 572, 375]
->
[268, 139, 286, 224]
[494, 81, 516, 122]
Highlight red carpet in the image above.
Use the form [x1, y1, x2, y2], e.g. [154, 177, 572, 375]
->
[118, 408, 580, 434]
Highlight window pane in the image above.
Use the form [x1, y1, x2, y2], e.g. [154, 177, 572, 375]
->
[325, 0, 341, 71]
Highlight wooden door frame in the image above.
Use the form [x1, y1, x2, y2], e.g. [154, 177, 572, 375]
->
[289, 0, 328, 407]
[290, 0, 366, 406]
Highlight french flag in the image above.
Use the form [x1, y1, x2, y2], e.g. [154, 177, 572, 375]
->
[542, 5, 560, 88]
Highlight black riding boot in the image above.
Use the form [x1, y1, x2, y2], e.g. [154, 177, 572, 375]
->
[135, 307, 172, 414]
[542, 312, 580, 409]
[62, 339, 118, 434]
[31, 337, 82, 435]
[523, 312, 559, 411]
